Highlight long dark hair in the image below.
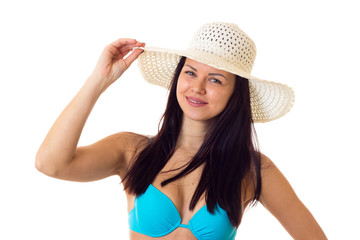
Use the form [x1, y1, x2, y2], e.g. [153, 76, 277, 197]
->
[123, 57, 261, 227]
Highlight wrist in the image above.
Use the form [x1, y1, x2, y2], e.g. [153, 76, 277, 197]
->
[81, 75, 105, 100]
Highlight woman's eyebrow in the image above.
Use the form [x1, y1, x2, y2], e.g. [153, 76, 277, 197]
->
[209, 73, 228, 81]
[185, 64, 197, 72]
[185, 64, 228, 80]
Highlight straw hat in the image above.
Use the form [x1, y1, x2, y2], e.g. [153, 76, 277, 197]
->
[137, 22, 295, 123]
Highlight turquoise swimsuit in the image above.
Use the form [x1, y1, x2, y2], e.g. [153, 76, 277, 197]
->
[128, 184, 237, 239]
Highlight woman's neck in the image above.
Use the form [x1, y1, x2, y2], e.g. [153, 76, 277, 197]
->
[176, 116, 211, 152]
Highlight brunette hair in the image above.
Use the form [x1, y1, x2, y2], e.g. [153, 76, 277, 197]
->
[123, 57, 261, 227]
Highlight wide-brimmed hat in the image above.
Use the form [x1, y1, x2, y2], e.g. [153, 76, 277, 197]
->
[137, 22, 295, 123]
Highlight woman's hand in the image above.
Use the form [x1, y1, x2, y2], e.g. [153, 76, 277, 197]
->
[90, 38, 145, 93]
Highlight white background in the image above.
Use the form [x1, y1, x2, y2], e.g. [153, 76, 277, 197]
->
[1, 0, 359, 239]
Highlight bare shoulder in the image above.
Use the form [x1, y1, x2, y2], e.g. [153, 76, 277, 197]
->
[88, 131, 149, 156]
[259, 152, 277, 173]
[258, 152, 289, 200]
[242, 152, 275, 208]
[257, 152, 288, 201]
[111, 132, 150, 176]
[111, 131, 150, 149]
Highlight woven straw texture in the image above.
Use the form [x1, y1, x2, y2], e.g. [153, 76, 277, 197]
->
[138, 22, 295, 123]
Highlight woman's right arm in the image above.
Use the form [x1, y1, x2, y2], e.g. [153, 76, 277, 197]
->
[35, 38, 145, 182]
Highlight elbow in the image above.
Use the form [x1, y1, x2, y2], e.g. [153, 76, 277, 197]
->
[35, 154, 47, 174]
[35, 151, 60, 177]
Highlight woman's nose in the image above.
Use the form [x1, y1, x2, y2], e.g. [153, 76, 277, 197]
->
[191, 79, 206, 95]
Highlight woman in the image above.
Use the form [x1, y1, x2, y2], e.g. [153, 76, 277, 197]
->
[36, 22, 327, 239]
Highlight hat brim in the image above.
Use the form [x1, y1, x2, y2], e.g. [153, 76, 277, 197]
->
[137, 47, 295, 123]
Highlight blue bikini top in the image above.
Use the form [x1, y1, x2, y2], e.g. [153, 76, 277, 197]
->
[128, 184, 237, 239]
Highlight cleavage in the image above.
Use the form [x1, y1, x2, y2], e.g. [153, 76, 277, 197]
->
[152, 159, 206, 222]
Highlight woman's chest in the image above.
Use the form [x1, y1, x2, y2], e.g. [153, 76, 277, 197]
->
[151, 152, 206, 221]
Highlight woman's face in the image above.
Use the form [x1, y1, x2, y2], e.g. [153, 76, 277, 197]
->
[176, 58, 236, 123]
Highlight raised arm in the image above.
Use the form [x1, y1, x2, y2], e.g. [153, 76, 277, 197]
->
[35, 39, 145, 182]
[259, 154, 327, 240]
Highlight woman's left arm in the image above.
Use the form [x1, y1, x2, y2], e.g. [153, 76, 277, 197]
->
[259, 154, 327, 240]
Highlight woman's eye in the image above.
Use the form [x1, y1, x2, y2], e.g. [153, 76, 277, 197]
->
[210, 78, 222, 84]
[185, 71, 196, 77]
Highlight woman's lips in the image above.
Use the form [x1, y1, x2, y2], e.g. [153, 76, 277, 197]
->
[186, 96, 208, 107]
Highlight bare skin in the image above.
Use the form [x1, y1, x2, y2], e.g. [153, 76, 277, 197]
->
[36, 39, 327, 240]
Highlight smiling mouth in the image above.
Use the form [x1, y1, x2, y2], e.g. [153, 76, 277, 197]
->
[187, 98, 202, 104]
[186, 96, 208, 105]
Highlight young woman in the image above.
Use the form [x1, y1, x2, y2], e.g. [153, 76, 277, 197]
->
[36, 22, 327, 239]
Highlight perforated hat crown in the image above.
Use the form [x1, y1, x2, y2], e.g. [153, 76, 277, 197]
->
[138, 22, 295, 122]
[187, 22, 256, 77]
